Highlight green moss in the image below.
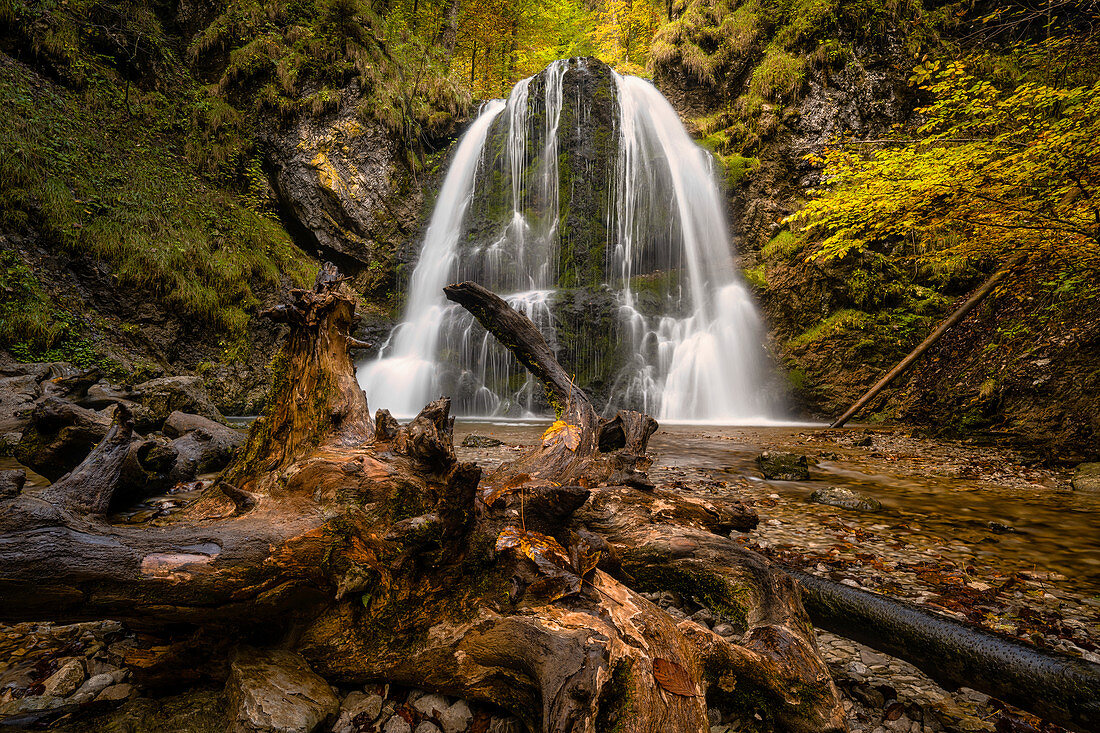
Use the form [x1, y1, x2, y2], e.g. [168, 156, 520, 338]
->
[788, 309, 869, 350]
[762, 230, 803, 261]
[742, 264, 766, 290]
[621, 552, 751, 632]
[595, 658, 635, 733]
[722, 154, 759, 188]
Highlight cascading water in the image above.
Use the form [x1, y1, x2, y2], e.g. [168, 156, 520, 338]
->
[359, 58, 777, 422]
[608, 73, 772, 421]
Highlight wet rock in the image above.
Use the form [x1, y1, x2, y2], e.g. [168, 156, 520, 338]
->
[133, 376, 222, 431]
[42, 658, 85, 697]
[167, 412, 245, 481]
[73, 672, 118, 699]
[225, 647, 339, 733]
[986, 521, 1015, 534]
[95, 683, 135, 702]
[332, 691, 383, 733]
[411, 692, 449, 718]
[15, 397, 111, 480]
[809, 487, 882, 512]
[383, 715, 412, 733]
[0, 373, 41, 433]
[0, 468, 25, 498]
[1070, 463, 1100, 492]
[461, 434, 504, 448]
[757, 451, 810, 480]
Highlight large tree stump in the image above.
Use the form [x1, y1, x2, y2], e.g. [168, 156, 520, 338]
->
[0, 270, 845, 732]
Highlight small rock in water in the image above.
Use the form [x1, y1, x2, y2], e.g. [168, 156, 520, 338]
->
[1070, 462, 1100, 492]
[384, 716, 413, 733]
[412, 692, 449, 718]
[756, 451, 810, 481]
[809, 487, 882, 512]
[462, 434, 504, 448]
[987, 521, 1015, 534]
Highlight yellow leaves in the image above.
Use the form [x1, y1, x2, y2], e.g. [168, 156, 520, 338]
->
[495, 525, 600, 602]
[542, 419, 581, 451]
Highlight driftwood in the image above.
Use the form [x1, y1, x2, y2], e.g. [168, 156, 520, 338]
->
[0, 268, 845, 732]
[794, 571, 1100, 732]
[830, 257, 1021, 428]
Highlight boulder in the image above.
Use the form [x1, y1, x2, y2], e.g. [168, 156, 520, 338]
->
[15, 397, 111, 480]
[1071, 463, 1100, 493]
[133, 376, 222, 431]
[461, 434, 504, 448]
[437, 700, 472, 733]
[41, 658, 85, 698]
[0, 373, 41, 433]
[756, 451, 810, 481]
[809, 487, 882, 512]
[226, 647, 339, 733]
[167, 412, 245, 481]
[0, 469, 25, 498]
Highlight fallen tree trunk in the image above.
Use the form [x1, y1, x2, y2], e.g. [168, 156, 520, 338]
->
[830, 257, 1021, 428]
[793, 570, 1100, 732]
[0, 270, 846, 732]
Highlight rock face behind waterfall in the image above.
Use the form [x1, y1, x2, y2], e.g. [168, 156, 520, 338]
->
[457, 60, 625, 409]
[375, 58, 775, 420]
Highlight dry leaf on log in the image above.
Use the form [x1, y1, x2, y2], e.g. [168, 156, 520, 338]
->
[653, 658, 699, 697]
[542, 420, 581, 451]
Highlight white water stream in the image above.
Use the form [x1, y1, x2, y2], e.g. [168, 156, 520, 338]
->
[359, 60, 776, 422]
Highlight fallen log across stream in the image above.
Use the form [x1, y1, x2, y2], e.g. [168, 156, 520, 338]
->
[0, 268, 846, 732]
[793, 570, 1100, 732]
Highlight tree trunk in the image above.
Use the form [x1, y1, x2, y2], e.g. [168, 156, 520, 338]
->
[0, 270, 846, 732]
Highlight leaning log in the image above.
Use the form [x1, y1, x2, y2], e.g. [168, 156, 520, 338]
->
[830, 256, 1021, 428]
[794, 571, 1100, 733]
[0, 268, 847, 732]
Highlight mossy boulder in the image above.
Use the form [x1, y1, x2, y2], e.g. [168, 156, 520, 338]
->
[756, 450, 810, 480]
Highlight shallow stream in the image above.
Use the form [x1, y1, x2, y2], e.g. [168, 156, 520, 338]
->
[454, 420, 1100, 595]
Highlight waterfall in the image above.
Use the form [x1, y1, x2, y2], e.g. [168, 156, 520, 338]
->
[358, 59, 777, 422]
[356, 98, 505, 417]
[609, 73, 772, 422]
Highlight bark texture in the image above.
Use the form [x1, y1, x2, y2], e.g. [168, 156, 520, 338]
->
[0, 270, 846, 732]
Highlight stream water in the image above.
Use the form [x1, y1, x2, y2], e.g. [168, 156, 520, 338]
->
[452, 421, 1100, 595]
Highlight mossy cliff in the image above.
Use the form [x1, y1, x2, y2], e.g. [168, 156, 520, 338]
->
[651, 0, 1100, 459]
[0, 0, 468, 411]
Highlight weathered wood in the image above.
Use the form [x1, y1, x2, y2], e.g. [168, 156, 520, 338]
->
[0, 267, 848, 733]
[830, 257, 1021, 428]
[794, 571, 1100, 733]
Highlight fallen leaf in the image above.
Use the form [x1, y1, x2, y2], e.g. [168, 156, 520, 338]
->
[653, 658, 698, 697]
[496, 525, 582, 600]
[542, 420, 581, 451]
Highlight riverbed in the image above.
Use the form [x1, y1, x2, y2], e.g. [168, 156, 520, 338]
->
[454, 420, 1100, 663]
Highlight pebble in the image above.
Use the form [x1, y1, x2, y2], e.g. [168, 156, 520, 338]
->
[384, 715, 413, 733]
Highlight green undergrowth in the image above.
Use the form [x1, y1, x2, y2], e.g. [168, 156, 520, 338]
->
[656, 0, 937, 158]
[0, 249, 124, 375]
[0, 57, 314, 339]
